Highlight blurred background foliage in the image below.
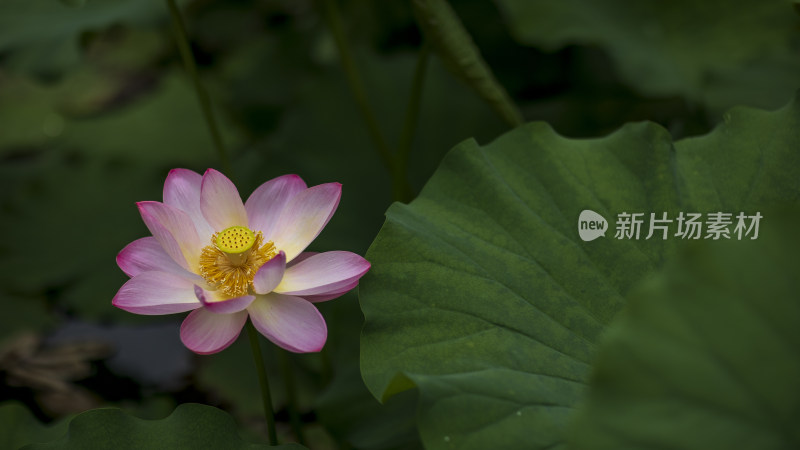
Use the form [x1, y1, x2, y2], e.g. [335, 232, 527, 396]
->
[0, 0, 797, 448]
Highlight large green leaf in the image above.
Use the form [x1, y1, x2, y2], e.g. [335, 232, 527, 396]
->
[23, 403, 306, 449]
[495, 0, 800, 112]
[359, 95, 800, 449]
[568, 209, 800, 449]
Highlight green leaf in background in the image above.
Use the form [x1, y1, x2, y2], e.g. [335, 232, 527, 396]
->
[0, 153, 164, 323]
[0, 402, 69, 449]
[22, 403, 306, 450]
[0, 70, 242, 164]
[359, 95, 800, 449]
[495, 0, 800, 113]
[0, 0, 188, 76]
[568, 209, 800, 450]
[62, 71, 242, 164]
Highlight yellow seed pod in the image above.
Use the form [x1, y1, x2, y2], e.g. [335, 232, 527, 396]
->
[215, 226, 256, 254]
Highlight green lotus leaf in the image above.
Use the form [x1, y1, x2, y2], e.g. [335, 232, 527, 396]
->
[360, 95, 800, 448]
[0, 402, 69, 449]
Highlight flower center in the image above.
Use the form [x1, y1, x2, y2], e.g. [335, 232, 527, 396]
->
[199, 226, 278, 297]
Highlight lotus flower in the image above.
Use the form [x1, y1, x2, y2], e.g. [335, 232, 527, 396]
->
[113, 169, 369, 354]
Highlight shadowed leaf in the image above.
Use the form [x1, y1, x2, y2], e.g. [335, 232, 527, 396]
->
[496, 0, 800, 112]
[568, 209, 800, 450]
[23, 403, 307, 449]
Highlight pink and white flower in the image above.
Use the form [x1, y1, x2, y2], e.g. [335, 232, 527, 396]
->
[113, 169, 370, 354]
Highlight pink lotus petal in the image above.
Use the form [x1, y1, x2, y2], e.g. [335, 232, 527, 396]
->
[270, 183, 341, 262]
[252, 251, 286, 295]
[287, 252, 318, 268]
[303, 279, 359, 303]
[117, 237, 205, 285]
[117, 237, 180, 277]
[163, 168, 215, 239]
[137, 207, 187, 270]
[194, 286, 256, 314]
[245, 174, 307, 237]
[247, 293, 327, 353]
[180, 308, 247, 354]
[200, 169, 248, 232]
[138, 201, 203, 271]
[275, 251, 369, 296]
[113, 272, 201, 315]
